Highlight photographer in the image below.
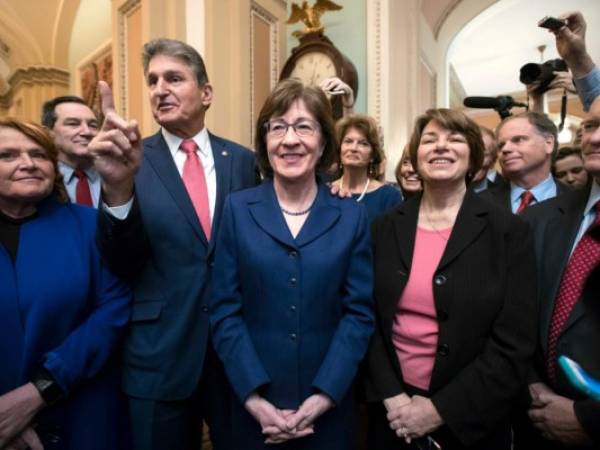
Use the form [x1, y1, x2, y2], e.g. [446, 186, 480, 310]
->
[552, 11, 599, 110]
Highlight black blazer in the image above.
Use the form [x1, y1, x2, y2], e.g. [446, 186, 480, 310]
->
[365, 190, 537, 446]
[480, 176, 569, 212]
[522, 187, 600, 446]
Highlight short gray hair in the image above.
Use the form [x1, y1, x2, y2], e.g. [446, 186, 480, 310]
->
[142, 38, 209, 86]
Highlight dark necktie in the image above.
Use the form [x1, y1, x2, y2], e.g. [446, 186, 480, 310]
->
[180, 139, 211, 240]
[74, 169, 93, 207]
[516, 190, 535, 214]
[546, 202, 600, 383]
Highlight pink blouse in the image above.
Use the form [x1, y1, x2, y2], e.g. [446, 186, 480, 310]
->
[391, 225, 451, 390]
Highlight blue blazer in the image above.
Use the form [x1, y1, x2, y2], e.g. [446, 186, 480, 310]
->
[210, 181, 374, 448]
[0, 199, 131, 449]
[98, 131, 259, 400]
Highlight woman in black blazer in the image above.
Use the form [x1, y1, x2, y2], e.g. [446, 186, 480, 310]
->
[366, 108, 537, 450]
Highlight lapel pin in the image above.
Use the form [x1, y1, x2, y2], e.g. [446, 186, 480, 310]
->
[222, 150, 229, 156]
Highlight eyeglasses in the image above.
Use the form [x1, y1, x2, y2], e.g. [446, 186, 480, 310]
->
[265, 119, 320, 138]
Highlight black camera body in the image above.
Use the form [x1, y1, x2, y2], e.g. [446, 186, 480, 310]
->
[519, 58, 568, 94]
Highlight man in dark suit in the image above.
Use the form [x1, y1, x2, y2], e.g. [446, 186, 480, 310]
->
[471, 126, 504, 192]
[481, 112, 567, 213]
[88, 38, 258, 450]
[518, 95, 600, 449]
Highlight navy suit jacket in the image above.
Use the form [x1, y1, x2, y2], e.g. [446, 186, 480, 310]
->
[1, 199, 131, 448]
[209, 181, 374, 448]
[523, 187, 600, 446]
[98, 130, 259, 400]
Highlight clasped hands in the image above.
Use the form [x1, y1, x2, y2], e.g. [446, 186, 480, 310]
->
[244, 392, 333, 445]
[384, 393, 443, 443]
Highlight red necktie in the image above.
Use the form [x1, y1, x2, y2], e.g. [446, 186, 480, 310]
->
[516, 190, 534, 214]
[74, 169, 93, 207]
[180, 139, 211, 240]
[546, 202, 600, 383]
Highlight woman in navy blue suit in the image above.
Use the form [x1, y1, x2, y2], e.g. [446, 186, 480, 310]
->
[210, 79, 374, 449]
[0, 119, 131, 449]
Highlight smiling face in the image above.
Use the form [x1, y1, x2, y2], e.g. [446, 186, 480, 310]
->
[265, 99, 323, 184]
[340, 127, 372, 171]
[416, 120, 470, 188]
[52, 102, 99, 167]
[497, 117, 554, 184]
[0, 127, 55, 216]
[398, 154, 422, 193]
[581, 97, 600, 180]
[146, 54, 213, 137]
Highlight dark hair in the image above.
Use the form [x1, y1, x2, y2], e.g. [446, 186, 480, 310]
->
[479, 126, 499, 161]
[41, 96, 89, 129]
[552, 146, 583, 175]
[0, 118, 68, 203]
[497, 111, 558, 155]
[407, 108, 484, 185]
[142, 38, 209, 86]
[336, 114, 384, 179]
[254, 79, 337, 178]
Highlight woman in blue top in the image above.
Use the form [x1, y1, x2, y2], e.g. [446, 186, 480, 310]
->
[210, 79, 374, 449]
[332, 114, 402, 222]
[0, 119, 131, 449]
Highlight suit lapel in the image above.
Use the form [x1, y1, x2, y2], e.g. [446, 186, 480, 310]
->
[539, 189, 589, 349]
[210, 133, 232, 253]
[392, 195, 420, 270]
[438, 190, 487, 270]
[248, 181, 296, 249]
[144, 132, 207, 246]
[295, 184, 341, 248]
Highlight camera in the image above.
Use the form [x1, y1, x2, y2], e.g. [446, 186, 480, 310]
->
[519, 58, 568, 94]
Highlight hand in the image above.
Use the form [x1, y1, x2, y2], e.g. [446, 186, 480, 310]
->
[554, 11, 594, 78]
[547, 71, 577, 94]
[5, 427, 44, 450]
[244, 394, 313, 444]
[528, 390, 591, 445]
[528, 382, 554, 408]
[319, 77, 355, 110]
[0, 383, 45, 447]
[383, 393, 411, 413]
[328, 181, 353, 199]
[284, 393, 334, 432]
[387, 395, 443, 440]
[88, 81, 142, 206]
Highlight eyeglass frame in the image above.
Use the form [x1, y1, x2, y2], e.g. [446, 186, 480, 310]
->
[264, 119, 321, 139]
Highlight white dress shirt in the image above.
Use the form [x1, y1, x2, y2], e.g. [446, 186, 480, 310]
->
[58, 161, 101, 208]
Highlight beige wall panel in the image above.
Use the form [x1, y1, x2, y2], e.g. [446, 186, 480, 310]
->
[252, 15, 271, 139]
[126, 7, 144, 126]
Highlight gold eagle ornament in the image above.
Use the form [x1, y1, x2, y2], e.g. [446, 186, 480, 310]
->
[286, 0, 343, 38]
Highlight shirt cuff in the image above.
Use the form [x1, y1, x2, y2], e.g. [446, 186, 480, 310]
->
[101, 197, 134, 220]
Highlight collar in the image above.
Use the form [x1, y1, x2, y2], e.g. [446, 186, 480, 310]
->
[486, 168, 497, 182]
[584, 178, 600, 217]
[510, 174, 555, 204]
[162, 127, 211, 159]
[58, 160, 99, 183]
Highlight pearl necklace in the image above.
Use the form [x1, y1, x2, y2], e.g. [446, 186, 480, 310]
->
[281, 205, 312, 216]
[340, 177, 370, 202]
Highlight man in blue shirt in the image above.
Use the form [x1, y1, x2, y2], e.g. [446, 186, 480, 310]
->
[482, 112, 567, 213]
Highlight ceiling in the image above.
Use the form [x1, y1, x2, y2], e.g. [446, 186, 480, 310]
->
[449, 0, 600, 97]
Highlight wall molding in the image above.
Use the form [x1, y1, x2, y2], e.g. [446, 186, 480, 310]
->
[117, 0, 141, 117]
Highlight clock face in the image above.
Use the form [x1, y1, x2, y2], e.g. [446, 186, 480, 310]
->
[289, 51, 337, 87]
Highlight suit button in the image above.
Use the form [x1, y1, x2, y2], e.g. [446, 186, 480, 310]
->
[202, 305, 209, 313]
[289, 251, 298, 258]
[434, 274, 447, 286]
[438, 310, 448, 321]
[290, 333, 297, 341]
[437, 344, 450, 356]
[47, 433, 61, 444]
[290, 305, 297, 312]
[290, 277, 297, 286]
[209, 261, 215, 268]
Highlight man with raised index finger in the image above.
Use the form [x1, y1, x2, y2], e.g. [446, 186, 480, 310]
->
[89, 38, 259, 450]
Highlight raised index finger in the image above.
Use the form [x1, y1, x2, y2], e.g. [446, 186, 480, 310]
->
[98, 80, 116, 116]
